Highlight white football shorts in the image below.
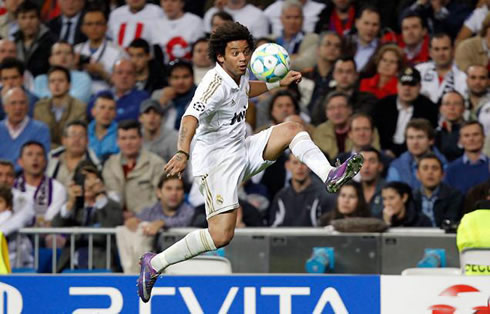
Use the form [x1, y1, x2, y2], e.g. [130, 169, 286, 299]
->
[196, 126, 275, 219]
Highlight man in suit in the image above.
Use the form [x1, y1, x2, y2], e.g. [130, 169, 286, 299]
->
[47, 0, 87, 46]
[374, 66, 439, 156]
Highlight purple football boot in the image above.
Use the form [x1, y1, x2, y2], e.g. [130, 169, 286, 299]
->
[325, 154, 364, 193]
[137, 252, 160, 303]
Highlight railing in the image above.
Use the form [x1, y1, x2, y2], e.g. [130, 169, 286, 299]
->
[16, 227, 116, 273]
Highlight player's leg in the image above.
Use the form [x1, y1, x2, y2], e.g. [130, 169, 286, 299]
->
[263, 121, 363, 193]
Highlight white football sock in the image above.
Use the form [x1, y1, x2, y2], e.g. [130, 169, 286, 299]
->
[289, 131, 333, 182]
[150, 229, 217, 273]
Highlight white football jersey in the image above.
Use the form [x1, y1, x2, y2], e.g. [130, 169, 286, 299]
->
[416, 61, 467, 104]
[184, 64, 250, 176]
[108, 4, 164, 47]
[152, 13, 205, 62]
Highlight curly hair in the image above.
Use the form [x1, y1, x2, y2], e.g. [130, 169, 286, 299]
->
[208, 22, 255, 63]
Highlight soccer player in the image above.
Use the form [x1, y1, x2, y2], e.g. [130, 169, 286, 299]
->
[137, 22, 363, 302]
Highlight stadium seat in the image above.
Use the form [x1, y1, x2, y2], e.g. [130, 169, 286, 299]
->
[401, 267, 462, 276]
[460, 248, 490, 275]
[163, 256, 232, 275]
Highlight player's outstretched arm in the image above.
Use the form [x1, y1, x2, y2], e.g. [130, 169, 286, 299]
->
[164, 115, 198, 177]
[248, 71, 303, 98]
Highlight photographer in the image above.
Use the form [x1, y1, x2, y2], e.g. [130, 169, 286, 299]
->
[51, 161, 123, 272]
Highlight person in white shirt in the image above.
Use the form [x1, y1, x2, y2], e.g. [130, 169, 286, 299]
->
[14, 141, 66, 225]
[456, 0, 490, 45]
[108, 0, 163, 48]
[75, 6, 127, 93]
[137, 22, 364, 303]
[152, 0, 204, 63]
[203, 0, 269, 38]
[192, 38, 213, 85]
[416, 33, 467, 105]
[264, 0, 326, 36]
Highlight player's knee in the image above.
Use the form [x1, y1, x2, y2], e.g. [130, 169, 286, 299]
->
[283, 121, 305, 139]
[209, 228, 235, 248]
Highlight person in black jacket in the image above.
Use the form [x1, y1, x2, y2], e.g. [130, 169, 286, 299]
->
[47, 0, 87, 45]
[413, 152, 463, 227]
[13, 1, 57, 77]
[373, 66, 438, 157]
[435, 91, 465, 162]
[380, 181, 432, 227]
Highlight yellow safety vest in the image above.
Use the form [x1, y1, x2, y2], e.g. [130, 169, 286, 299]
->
[457, 209, 490, 275]
[0, 231, 10, 274]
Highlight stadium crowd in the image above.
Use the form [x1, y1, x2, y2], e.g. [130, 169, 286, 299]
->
[0, 0, 489, 272]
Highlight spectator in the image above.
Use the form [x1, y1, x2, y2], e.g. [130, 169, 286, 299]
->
[269, 153, 334, 227]
[14, 141, 66, 225]
[313, 91, 353, 160]
[360, 44, 404, 99]
[47, 0, 87, 45]
[455, 0, 490, 45]
[108, 0, 163, 48]
[455, 14, 490, 72]
[102, 120, 165, 216]
[153, 0, 204, 62]
[192, 38, 213, 85]
[435, 91, 465, 162]
[343, 5, 381, 72]
[445, 121, 490, 194]
[0, 87, 50, 171]
[394, 12, 430, 66]
[466, 65, 490, 119]
[374, 67, 438, 156]
[359, 147, 385, 217]
[0, 0, 21, 40]
[257, 89, 302, 131]
[309, 56, 377, 125]
[34, 66, 87, 148]
[0, 57, 38, 120]
[46, 121, 101, 188]
[139, 99, 177, 162]
[387, 118, 448, 189]
[335, 113, 384, 165]
[152, 59, 196, 130]
[380, 181, 432, 227]
[33, 41, 92, 103]
[209, 11, 234, 34]
[88, 59, 149, 122]
[318, 181, 370, 226]
[416, 33, 467, 104]
[305, 31, 342, 117]
[314, 0, 356, 36]
[116, 173, 194, 273]
[414, 152, 463, 227]
[271, 1, 318, 72]
[0, 39, 18, 62]
[75, 5, 127, 93]
[51, 162, 122, 271]
[405, 0, 471, 40]
[266, 0, 326, 36]
[0, 160, 34, 268]
[128, 38, 167, 94]
[203, 0, 269, 38]
[13, 1, 57, 77]
[87, 93, 119, 162]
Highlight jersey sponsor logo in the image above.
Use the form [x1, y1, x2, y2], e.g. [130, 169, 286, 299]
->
[230, 109, 246, 125]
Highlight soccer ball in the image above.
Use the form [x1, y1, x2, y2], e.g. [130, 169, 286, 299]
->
[250, 43, 290, 83]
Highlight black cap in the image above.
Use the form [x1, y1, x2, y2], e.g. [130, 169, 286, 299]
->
[139, 99, 163, 115]
[398, 67, 421, 85]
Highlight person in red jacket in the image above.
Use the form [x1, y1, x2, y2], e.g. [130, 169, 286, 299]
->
[360, 44, 404, 99]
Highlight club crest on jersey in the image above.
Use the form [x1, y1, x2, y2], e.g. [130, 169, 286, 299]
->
[193, 102, 205, 112]
[216, 194, 224, 205]
[230, 109, 246, 125]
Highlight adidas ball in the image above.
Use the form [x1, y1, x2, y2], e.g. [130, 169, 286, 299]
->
[250, 43, 290, 83]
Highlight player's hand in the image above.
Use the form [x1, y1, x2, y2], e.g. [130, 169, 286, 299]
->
[279, 71, 302, 87]
[164, 152, 188, 178]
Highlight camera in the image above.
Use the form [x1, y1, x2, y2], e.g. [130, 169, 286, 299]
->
[73, 168, 86, 210]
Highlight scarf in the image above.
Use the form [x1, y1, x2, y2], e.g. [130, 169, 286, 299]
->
[14, 175, 53, 215]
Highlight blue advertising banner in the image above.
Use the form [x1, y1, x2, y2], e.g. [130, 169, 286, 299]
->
[0, 275, 380, 313]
